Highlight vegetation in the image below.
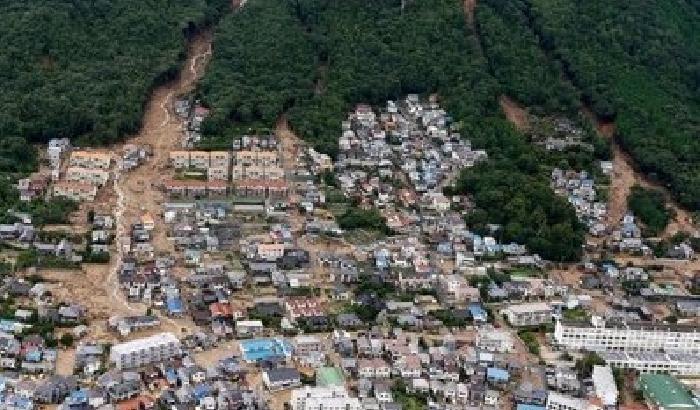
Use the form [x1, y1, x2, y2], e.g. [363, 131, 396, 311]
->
[430, 309, 469, 327]
[0, 0, 228, 146]
[0, 0, 229, 220]
[336, 208, 390, 234]
[392, 379, 429, 410]
[628, 186, 671, 236]
[476, 0, 579, 115]
[200, 0, 589, 261]
[517, 330, 541, 355]
[520, 0, 700, 210]
[575, 352, 605, 378]
[198, 0, 315, 145]
[455, 163, 585, 261]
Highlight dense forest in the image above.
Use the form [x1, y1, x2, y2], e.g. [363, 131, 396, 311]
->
[199, 0, 589, 260]
[481, 0, 700, 210]
[628, 186, 672, 237]
[0, 0, 229, 222]
[0, 0, 228, 146]
[3, 0, 696, 260]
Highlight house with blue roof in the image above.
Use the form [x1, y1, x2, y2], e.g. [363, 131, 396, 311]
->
[166, 297, 185, 316]
[468, 303, 488, 323]
[486, 367, 510, 384]
[517, 404, 546, 410]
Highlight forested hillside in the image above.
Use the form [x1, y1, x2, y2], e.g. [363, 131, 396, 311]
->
[481, 0, 700, 210]
[0, 0, 228, 223]
[199, 0, 588, 261]
[0, 0, 228, 146]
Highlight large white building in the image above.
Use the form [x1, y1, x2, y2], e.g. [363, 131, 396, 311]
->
[290, 386, 361, 410]
[110, 332, 181, 369]
[546, 392, 601, 410]
[553, 317, 700, 353]
[501, 302, 553, 327]
[601, 352, 700, 376]
[591, 365, 618, 406]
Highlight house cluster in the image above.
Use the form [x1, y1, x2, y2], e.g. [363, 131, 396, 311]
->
[530, 117, 593, 152]
[165, 134, 290, 200]
[551, 168, 607, 236]
[0, 213, 83, 264]
[52, 150, 113, 202]
[335, 96, 486, 211]
[174, 99, 210, 148]
[118, 144, 151, 172]
[17, 139, 113, 204]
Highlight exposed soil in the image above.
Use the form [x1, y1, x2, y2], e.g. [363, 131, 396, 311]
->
[463, 0, 477, 26]
[499, 96, 529, 131]
[582, 107, 696, 239]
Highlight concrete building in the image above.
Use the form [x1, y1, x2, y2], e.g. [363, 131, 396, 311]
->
[637, 374, 699, 410]
[553, 317, 700, 353]
[290, 386, 361, 410]
[109, 333, 181, 369]
[501, 302, 553, 327]
[476, 326, 514, 353]
[70, 151, 112, 169]
[591, 365, 618, 406]
[601, 352, 700, 377]
[53, 182, 98, 202]
[546, 392, 601, 410]
[65, 167, 110, 186]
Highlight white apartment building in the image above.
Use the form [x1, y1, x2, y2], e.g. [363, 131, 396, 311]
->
[65, 167, 110, 186]
[110, 332, 181, 369]
[476, 326, 514, 353]
[501, 302, 553, 327]
[291, 386, 361, 410]
[601, 352, 700, 376]
[591, 366, 618, 406]
[553, 317, 700, 353]
[70, 151, 112, 169]
[546, 392, 601, 410]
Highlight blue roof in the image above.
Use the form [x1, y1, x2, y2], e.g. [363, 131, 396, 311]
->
[517, 405, 546, 410]
[487, 367, 510, 381]
[468, 303, 488, 320]
[166, 297, 184, 314]
[68, 389, 88, 404]
[0, 320, 16, 332]
[193, 383, 212, 399]
[24, 350, 41, 362]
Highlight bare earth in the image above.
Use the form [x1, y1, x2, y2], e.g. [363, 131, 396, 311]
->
[463, 0, 477, 26]
[582, 108, 696, 239]
[499, 96, 529, 132]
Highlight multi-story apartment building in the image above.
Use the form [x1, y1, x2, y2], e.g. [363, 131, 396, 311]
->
[109, 332, 181, 369]
[53, 182, 97, 202]
[65, 167, 110, 187]
[207, 166, 230, 181]
[190, 151, 211, 169]
[601, 352, 700, 376]
[501, 302, 553, 327]
[553, 317, 700, 353]
[209, 151, 231, 168]
[235, 150, 279, 167]
[169, 151, 232, 171]
[231, 164, 284, 180]
[169, 151, 191, 169]
[291, 386, 361, 410]
[69, 151, 112, 169]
